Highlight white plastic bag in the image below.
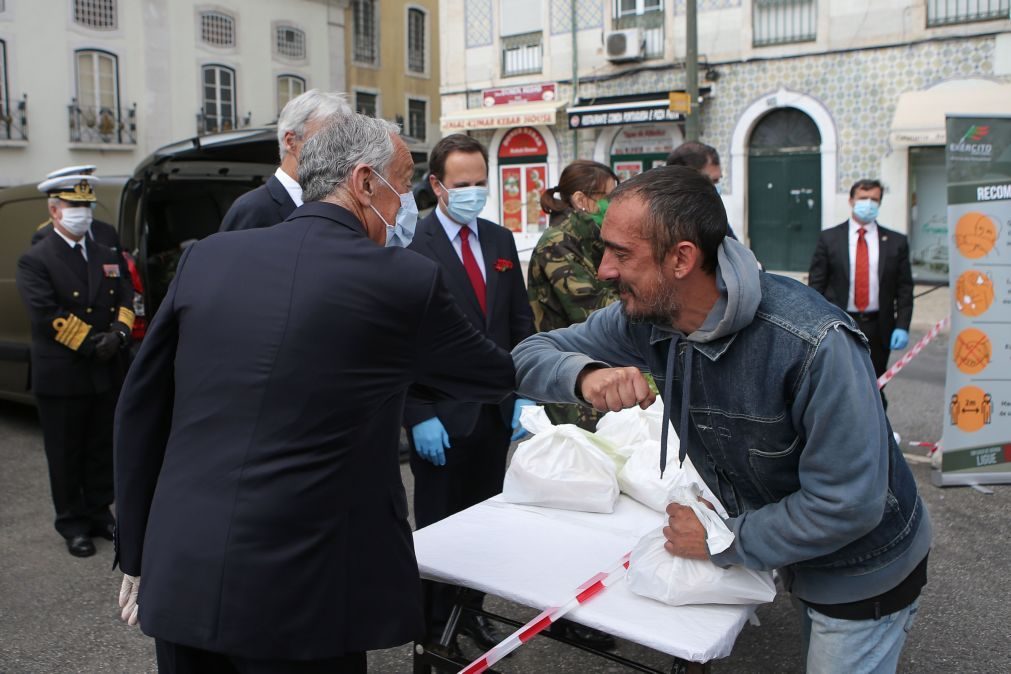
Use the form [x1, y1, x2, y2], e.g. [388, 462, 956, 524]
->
[626, 487, 776, 607]
[502, 406, 620, 513]
[595, 399, 671, 454]
[618, 439, 712, 514]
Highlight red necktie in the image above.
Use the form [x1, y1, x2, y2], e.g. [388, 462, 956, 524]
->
[459, 226, 486, 314]
[854, 227, 869, 312]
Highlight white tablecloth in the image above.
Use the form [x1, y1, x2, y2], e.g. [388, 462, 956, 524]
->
[413, 494, 759, 663]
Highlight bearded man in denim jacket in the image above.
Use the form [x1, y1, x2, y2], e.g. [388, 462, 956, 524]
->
[512, 166, 930, 673]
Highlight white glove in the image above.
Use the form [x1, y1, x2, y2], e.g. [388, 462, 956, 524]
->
[118, 574, 140, 626]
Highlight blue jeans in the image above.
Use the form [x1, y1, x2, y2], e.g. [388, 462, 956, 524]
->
[801, 599, 920, 673]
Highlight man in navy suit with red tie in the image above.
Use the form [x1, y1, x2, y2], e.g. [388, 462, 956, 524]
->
[404, 134, 534, 653]
[808, 179, 914, 399]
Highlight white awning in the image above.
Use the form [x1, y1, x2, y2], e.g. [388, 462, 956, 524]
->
[889, 80, 1011, 147]
[440, 101, 565, 133]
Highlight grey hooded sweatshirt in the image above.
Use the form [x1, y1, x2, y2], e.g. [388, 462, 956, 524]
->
[511, 237, 931, 605]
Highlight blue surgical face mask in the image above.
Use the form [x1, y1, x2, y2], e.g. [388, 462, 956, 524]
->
[370, 170, 419, 248]
[853, 199, 879, 224]
[438, 180, 489, 224]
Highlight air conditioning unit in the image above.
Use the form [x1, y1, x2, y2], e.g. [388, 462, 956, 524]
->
[605, 28, 644, 62]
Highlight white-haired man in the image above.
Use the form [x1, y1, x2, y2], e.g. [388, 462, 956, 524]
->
[219, 89, 350, 232]
[114, 111, 515, 672]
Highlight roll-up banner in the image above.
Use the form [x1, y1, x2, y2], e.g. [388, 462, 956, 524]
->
[935, 114, 1011, 487]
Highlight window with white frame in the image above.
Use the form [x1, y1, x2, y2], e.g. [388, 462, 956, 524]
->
[277, 75, 306, 115]
[407, 98, 427, 142]
[202, 64, 236, 133]
[75, 50, 119, 114]
[275, 25, 306, 60]
[500, 0, 543, 77]
[926, 0, 1010, 26]
[74, 0, 117, 30]
[407, 7, 426, 74]
[352, 0, 378, 65]
[355, 90, 377, 117]
[200, 11, 236, 48]
[613, 0, 663, 59]
[752, 0, 816, 47]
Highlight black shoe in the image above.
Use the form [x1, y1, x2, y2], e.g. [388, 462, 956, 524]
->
[91, 520, 115, 541]
[423, 638, 462, 661]
[548, 620, 617, 651]
[67, 535, 96, 558]
[458, 615, 503, 650]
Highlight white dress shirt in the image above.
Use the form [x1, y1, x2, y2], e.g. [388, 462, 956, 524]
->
[274, 167, 304, 208]
[54, 226, 88, 261]
[847, 218, 879, 313]
[435, 205, 486, 281]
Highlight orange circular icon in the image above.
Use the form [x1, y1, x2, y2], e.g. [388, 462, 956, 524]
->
[953, 328, 991, 375]
[954, 212, 998, 259]
[955, 270, 995, 317]
[950, 385, 991, 433]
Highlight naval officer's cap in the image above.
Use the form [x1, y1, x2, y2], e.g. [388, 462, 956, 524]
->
[36, 174, 98, 203]
[45, 165, 98, 179]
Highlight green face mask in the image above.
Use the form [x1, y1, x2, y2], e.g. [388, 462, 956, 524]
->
[588, 198, 610, 226]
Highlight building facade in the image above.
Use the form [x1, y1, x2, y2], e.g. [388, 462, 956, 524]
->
[345, 0, 441, 166]
[0, 0, 345, 187]
[440, 0, 1011, 276]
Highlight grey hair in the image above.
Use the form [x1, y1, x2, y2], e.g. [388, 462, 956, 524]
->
[277, 89, 351, 161]
[299, 113, 401, 203]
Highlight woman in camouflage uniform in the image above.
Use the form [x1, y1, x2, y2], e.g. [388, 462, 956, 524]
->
[527, 160, 619, 430]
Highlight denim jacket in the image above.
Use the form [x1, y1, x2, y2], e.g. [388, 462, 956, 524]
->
[512, 239, 931, 604]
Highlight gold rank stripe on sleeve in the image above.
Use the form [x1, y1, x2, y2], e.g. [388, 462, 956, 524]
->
[52, 314, 92, 351]
[117, 307, 136, 331]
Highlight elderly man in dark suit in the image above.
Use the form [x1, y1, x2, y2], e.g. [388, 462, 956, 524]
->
[218, 89, 350, 232]
[808, 179, 914, 385]
[113, 112, 515, 673]
[16, 174, 134, 558]
[403, 134, 536, 653]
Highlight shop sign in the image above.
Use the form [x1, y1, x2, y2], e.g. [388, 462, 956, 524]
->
[568, 106, 683, 129]
[499, 126, 548, 159]
[482, 83, 557, 107]
[611, 125, 675, 156]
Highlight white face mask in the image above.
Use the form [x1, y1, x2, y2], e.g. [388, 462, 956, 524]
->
[59, 206, 93, 237]
[370, 170, 419, 248]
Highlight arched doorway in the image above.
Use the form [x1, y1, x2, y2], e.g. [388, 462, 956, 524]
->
[497, 126, 549, 235]
[747, 108, 822, 271]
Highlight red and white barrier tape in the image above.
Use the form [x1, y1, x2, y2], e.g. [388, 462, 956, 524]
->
[876, 316, 949, 390]
[458, 552, 632, 674]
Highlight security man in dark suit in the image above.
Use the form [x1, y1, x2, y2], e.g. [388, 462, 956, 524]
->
[404, 134, 534, 653]
[32, 165, 123, 251]
[219, 89, 350, 232]
[16, 175, 134, 558]
[113, 112, 515, 673]
[809, 179, 914, 386]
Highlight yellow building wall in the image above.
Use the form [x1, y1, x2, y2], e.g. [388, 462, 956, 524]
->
[345, 0, 441, 155]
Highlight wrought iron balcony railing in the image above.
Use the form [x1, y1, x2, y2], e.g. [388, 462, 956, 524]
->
[196, 109, 252, 136]
[1, 94, 28, 141]
[68, 100, 136, 144]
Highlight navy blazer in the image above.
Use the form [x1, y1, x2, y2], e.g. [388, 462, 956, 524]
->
[808, 220, 914, 344]
[218, 174, 297, 232]
[16, 234, 134, 396]
[114, 203, 515, 659]
[403, 210, 534, 437]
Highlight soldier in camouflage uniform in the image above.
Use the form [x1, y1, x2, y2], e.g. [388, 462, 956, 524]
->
[528, 160, 619, 431]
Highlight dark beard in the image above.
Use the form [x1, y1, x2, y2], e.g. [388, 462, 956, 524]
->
[617, 278, 680, 327]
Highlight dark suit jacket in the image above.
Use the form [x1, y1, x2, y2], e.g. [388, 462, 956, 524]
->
[114, 202, 515, 659]
[16, 234, 134, 396]
[218, 174, 297, 232]
[403, 210, 534, 438]
[808, 220, 914, 345]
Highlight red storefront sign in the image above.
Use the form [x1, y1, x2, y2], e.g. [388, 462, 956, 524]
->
[482, 83, 557, 107]
[499, 127, 548, 160]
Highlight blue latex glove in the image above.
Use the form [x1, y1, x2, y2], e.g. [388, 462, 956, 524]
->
[412, 417, 450, 466]
[890, 328, 909, 350]
[511, 398, 536, 442]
